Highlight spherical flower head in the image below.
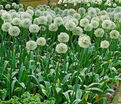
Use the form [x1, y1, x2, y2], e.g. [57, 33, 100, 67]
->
[114, 12, 121, 22]
[0, 5, 3, 10]
[26, 40, 37, 51]
[12, 2, 17, 7]
[2, 12, 12, 22]
[29, 24, 40, 33]
[114, 7, 121, 13]
[80, 18, 89, 27]
[12, 18, 21, 26]
[94, 28, 104, 38]
[35, 10, 43, 17]
[102, 20, 112, 30]
[101, 15, 110, 21]
[91, 20, 99, 28]
[58, 32, 69, 43]
[72, 26, 83, 36]
[11, 12, 19, 19]
[21, 12, 32, 20]
[78, 7, 86, 15]
[26, 9, 34, 16]
[49, 23, 58, 31]
[36, 37, 46, 46]
[73, 13, 81, 20]
[88, 8, 97, 17]
[84, 24, 93, 31]
[100, 40, 110, 48]
[78, 35, 91, 48]
[21, 19, 32, 28]
[56, 43, 68, 54]
[110, 30, 120, 39]
[9, 26, 20, 37]
[47, 15, 53, 24]
[54, 17, 63, 26]
[91, 17, 99, 22]
[38, 16, 47, 25]
[67, 9, 75, 16]
[40, 26, 46, 31]
[65, 21, 76, 31]
[5, 4, 11, 9]
[2, 22, 12, 32]
[71, 18, 79, 26]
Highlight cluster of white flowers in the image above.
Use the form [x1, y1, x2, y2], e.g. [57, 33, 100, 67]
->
[0, 4, 121, 53]
[58, 0, 121, 7]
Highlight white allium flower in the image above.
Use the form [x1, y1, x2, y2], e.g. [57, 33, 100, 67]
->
[71, 18, 79, 26]
[49, 23, 58, 31]
[78, 7, 86, 14]
[80, 18, 89, 27]
[36, 37, 46, 46]
[0, 5, 3, 10]
[21, 19, 32, 28]
[5, 4, 11, 9]
[114, 7, 121, 13]
[68, 9, 75, 16]
[58, 32, 69, 43]
[94, 28, 104, 37]
[72, 26, 83, 36]
[91, 17, 99, 22]
[29, 24, 40, 33]
[12, 18, 21, 26]
[101, 15, 110, 21]
[8, 26, 20, 37]
[84, 24, 93, 31]
[114, 13, 121, 22]
[35, 10, 43, 17]
[40, 26, 47, 31]
[47, 15, 53, 24]
[2, 22, 12, 32]
[110, 30, 120, 39]
[2, 12, 12, 22]
[26, 9, 34, 16]
[55, 43, 68, 54]
[33, 18, 39, 25]
[78, 35, 91, 48]
[54, 17, 63, 26]
[21, 12, 32, 20]
[91, 20, 99, 28]
[12, 2, 17, 7]
[11, 12, 19, 19]
[88, 8, 97, 17]
[38, 16, 47, 25]
[65, 21, 76, 31]
[73, 13, 81, 20]
[26, 40, 37, 51]
[102, 20, 112, 30]
[100, 40, 110, 48]
[18, 8, 24, 12]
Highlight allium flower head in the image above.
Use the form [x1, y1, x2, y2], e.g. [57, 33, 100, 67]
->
[65, 21, 76, 31]
[29, 24, 40, 33]
[21, 19, 32, 28]
[58, 32, 69, 43]
[80, 18, 89, 27]
[2, 12, 12, 22]
[12, 18, 21, 26]
[26, 40, 37, 51]
[110, 30, 120, 39]
[2, 22, 12, 32]
[102, 20, 112, 30]
[78, 35, 91, 48]
[54, 17, 63, 26]
[36, 37, 46, 46]
[100, 40, 110, 48]
[38, 16, 47, 25]
[72, 26, 83, 36]
[94, 28, 104, 38]
[49, 23, 58, 31]
[9, 26, 20, 37]
[56, 43, 68, 54]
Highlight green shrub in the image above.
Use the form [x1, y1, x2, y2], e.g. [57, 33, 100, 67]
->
[0, 92, 55, 104]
